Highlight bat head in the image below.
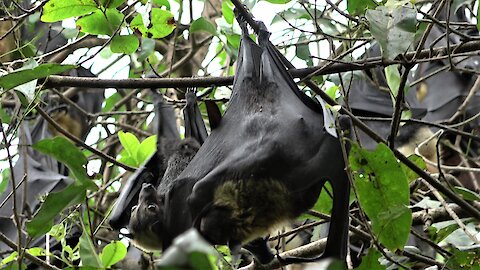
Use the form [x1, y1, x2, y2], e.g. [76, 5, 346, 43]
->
[128, 183, 165, 251]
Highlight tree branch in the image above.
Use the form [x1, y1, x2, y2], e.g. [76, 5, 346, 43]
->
[44, 40, 480, 89]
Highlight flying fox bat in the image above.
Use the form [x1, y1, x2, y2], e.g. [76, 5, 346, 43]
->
[109, 89, 218, 231]
[158, 14, 351, 264]
[125, 91, 207, 251]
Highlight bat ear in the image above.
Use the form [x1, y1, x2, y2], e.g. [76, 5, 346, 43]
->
[205, 100, 222, 130]
[257, 21, 270, 43]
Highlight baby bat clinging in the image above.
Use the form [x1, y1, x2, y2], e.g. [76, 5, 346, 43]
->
[129, 183, 163, 251]
[128, 138, 201, 251]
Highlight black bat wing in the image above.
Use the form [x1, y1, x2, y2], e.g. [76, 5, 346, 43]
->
[204, 100, 222, 130]
[183, 91, 208, 144]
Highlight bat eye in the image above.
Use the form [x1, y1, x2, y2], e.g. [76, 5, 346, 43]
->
[147, 204, 157, 211]
[131, 205, 138, 212]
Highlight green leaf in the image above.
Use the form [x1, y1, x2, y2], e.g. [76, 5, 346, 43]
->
[41, 0, 98, 22]
[0, 169, 10, 195]
[187, 252, 215, 270]
[153, 0, 171, 10]
[400, 154, 426, 182]
[296, 33, 313, 66]
[118, 131, 140, 162]
[26, 184, 86, 237]
[33, 137, 94, 188]
[14, 59, 38, 101]
[100, 241, 127, 268]
[429, 220, 460, 243]
[136, 135, 157, 165]
[453, 186, 480, 201]
[102, 92, 123, 112]
[271, 8, 311, 24]
[0, 252, 18, 266]
[384, 65, 401, 98]
[311, 182, 333, 215]
[157, 229, 217, 268]
[263, 0, 292, 4]
[76, 8, 124, 36]
[349, 143, 412, 251]
[190, 18, 217, 36]
[225, 34, 241, 50]
[222, 0, 234, 24]
[0, 64, 75, 90]
[325, 85, 339, 100]
[26, 137, 97, 237]
[138, 38, 156, 62]
[149, 8, 176, 38]
[130, 14, 148, 36]
[354, 249, 385, 270]
[99, 0, 125, 8]
[80, 232, 103, 268]
[446, 248, 480, 269]
[110, 34, 139, 54]
[0, 104, 12, 124]
[384, 0, 410, 8]
[347, 0, 377, 16]
[26, 248, 46, 257]
[49, 223, 66, 241]
[366, 4, 417, 60]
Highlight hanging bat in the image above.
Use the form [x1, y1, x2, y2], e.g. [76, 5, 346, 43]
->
[158, 13, 351, 264]
[110, 88, 219, 232]
[0, 66, 104, 255]
[108, 90, 178, 230]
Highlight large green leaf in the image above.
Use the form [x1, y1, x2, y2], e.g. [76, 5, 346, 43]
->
[118, 131, 140, 159]
[14, 59, 38, 101]
[296, 33, 313, 67]
[100, 241, 127, 268]
[0, 64, 75, 90]
[349, 143, 412, 251]
[271, 8, 311, 24]
[400, 154, 426, 182]
[153, 0, 171, 10]
[41, 0, 98, 22]
[130, 14, 148, 36]
[32, 137, 94, 188]
[347, 0, 377, 16]
[79, 232, 103, 268]
[110, 34, 139, 54]
[76, 8, 124, 36]
[222, 0, 234, 25]
[190, 18, 217, 36]
[26, 137, 97, 237]
[136, 135, 157, 165]
[366, 4, 417, 60]
[99, 0, 125, 8]
[354, 249, 385, 270]
[149, 8, 176, 38]
[26, 184, 86, 237]
[446, 248, 480, 269]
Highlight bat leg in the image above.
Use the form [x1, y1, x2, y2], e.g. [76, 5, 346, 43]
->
[244, 238, 274, 264]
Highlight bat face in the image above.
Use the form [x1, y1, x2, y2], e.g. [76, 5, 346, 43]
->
[161, 15, 350, 262]
[129, 183, 164, 251]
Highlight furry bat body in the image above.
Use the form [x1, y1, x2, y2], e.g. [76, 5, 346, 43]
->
[160, 15, 351, 263]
